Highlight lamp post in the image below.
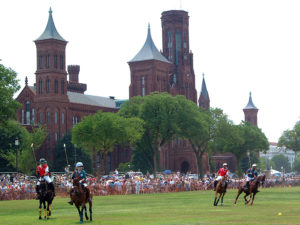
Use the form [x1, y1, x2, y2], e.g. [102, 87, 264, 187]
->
[15, 138, 19, 173]
[64, 143, 69, 166]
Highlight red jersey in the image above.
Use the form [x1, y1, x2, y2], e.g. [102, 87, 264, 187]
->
[36, 164, 49, 177]
[218, 168, 228, 176]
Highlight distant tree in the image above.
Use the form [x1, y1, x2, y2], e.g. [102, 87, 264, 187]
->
[119, 93, 180, 177]
[271, 154, 291, 173]
[219, 122, 268, 176]
[240, 152, 259, 173]
[0, 121, 47, 174]
[53, 132, 92, 173]
[72, 111, 143, 175]
[278, 121, 300, 155]
[0, 63, 21, 124]
[293, 154, 300, 172]
[117, 162, 131, 173]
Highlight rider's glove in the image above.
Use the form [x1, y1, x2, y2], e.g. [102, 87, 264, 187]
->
[79, 180, 82, 183]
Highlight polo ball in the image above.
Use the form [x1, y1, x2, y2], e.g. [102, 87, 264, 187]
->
[278, 212, 282, 216]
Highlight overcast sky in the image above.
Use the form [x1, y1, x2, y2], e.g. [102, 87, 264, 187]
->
[1, 0, 300, 143]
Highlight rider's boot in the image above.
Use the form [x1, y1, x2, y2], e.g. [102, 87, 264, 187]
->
[35, 185, 40, 200]
[85, 187, 91, 202]
[68, 190, 74, 205]
[213, 180, 218, 191]
[49, 182, 56, 197]
[244, 181, 249, 191]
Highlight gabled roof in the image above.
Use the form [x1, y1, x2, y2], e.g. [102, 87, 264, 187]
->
[199, 74, 209, 100]
[244, 92, 258, 110]
[129, 24, 170, 63]
[35, 7, 66, 42]
[67, 92, 116, 108]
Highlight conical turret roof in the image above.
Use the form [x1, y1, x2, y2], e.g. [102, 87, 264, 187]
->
[200, 74, 209, 100]
[129, 24, 170, 63]
[244, 92, 258, 110]
[36, 8, 66, 42]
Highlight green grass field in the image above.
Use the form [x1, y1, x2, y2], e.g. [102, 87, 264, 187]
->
[0, 187, 299, 225]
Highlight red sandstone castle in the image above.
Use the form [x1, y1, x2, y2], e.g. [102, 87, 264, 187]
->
[16, 9, 258, 174]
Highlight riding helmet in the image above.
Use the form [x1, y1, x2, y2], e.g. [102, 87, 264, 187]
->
[40, 158, 47, 164]
[76, 162, 83, 168]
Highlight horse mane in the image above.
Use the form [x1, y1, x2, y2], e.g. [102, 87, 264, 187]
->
[252, 174, 265, 185]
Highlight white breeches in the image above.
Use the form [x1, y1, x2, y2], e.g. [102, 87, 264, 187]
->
[37, 176, 52, 185]
[72, 183, 87, 188]
[246, 176, 254, 182]
[216, 176, 224, 181]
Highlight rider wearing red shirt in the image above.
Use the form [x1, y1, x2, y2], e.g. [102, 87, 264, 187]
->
[213, 163, 229, 190]
[36, 158, 55, 199]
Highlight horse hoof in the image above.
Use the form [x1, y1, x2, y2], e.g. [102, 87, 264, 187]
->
[80, 221, 83, 224]
[39, 217, 42, 220]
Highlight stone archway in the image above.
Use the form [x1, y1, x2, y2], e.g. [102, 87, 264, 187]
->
[181, 161, 190, 174]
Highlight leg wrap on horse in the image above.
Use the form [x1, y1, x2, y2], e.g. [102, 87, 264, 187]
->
[85, 186, 91, 201]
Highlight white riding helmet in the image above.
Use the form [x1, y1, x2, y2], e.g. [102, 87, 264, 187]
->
[76, 162, 83, 168]
[223, 163, 228, 166]
[252, 164, 257, 167]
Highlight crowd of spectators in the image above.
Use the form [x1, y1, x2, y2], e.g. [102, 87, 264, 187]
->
[1, 171, 300, 201]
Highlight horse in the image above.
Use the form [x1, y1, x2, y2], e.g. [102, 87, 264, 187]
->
[213, 176, 228, 206]
[38, 179, 54, 220]
[70, 178, 92, 223]
[234, 174, 265, 206]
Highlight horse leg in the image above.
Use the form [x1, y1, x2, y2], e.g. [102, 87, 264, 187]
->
[80, 205, 84, 223]
[213, 189, 219, 206]
[234, 188, 242, 205]
[251, 192, 257, 205]
[89, 201, 93, 221]
[39, 200, 42, 220]
[244, 193, 250, 204]
[216, 193, 222, 206]
[221, 193, 225, 206]
[46, 201, 50, 219]
[49, 203, 52, 216]
[84, 205, 89, 220]
[43, 201, 47, 219]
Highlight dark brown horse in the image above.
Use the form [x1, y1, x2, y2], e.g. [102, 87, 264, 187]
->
[213, 176, 228, 206]
[38, 180, 54, 220]
[70, 178, 92, 223]
[234, 174, 265, 206]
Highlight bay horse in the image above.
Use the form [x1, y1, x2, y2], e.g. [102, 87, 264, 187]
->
[70, 178, 92, 223]
[234, 174, 265, 206]
[38, 179, 54, 220]
[213, 176, 228, 206]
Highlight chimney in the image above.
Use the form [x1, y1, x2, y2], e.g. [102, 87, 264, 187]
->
[68, 65, 80, 83]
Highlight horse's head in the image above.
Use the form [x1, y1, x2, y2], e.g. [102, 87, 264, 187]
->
[259, 174, 266, 186]
[72, 178, 83, 196]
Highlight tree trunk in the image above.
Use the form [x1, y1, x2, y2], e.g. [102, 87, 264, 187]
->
[99, 151, 107, 176]
[236, 157, 243, 177]
[153, 149, 157, 179]
[196, 151, 204, 179]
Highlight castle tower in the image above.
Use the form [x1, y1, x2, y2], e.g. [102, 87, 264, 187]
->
[34, 8, 68, 102]
[128, 24, 171, 98]
[198, 73, 210, 110]
[67, 65, 87, 94]
[243, 92, 258, 126]
[161, 10, 197, 103]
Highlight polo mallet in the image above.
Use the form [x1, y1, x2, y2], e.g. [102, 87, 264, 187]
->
[64, 143, 69, 166]
[31, 143, 37, 165]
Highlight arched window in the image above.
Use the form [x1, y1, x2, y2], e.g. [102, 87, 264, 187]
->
[60, 55, 64, 70]
[62, 112, 65, 125]
[39, 112, 43, 124]
[54, 54, 58, 68]
[47, 112, 50, 124]
[55, 79, 58, 93]
[55, 112, 58, 124]
[32, 108, 35, 124]
[39, 55, 43, 69]
[46, 78, 50, 93]
[46, 54, 50, 68]
[61, 79, 64, 94]
[25, 101, 30, 125]
[39, 79, 43, 94]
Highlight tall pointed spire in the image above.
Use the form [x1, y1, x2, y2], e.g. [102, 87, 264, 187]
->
[25, 76, 28, 86]
[244, 92, 258, 109]
[129, 24, 170, 63]
[198, 73, 210, 110]
[36, 7, 66, 41]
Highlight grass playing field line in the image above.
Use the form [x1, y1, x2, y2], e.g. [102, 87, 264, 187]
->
[0, 187, 299, 225]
